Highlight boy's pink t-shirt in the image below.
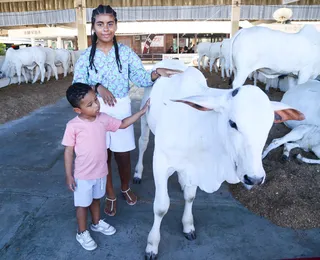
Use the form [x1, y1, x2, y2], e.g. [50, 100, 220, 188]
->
[62, 112, 121, 180]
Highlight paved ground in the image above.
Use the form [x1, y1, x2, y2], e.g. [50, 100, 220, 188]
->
[1, 91, 320, 260]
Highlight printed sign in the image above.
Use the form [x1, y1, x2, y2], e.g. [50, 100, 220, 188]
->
[150, 36, 164, 47]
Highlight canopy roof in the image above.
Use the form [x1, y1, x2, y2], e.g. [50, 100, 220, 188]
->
[0, 0, 318, 13]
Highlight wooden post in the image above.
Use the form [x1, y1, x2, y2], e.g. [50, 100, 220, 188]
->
[57, 36, 62, 49]
[177, 33, 179, 54]
[74, 0, 88, 50]
[30, 37, 36, 47]
[230, 0, 241, 38]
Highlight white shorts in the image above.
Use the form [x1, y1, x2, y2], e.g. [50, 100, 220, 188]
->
[74, 176, 106, 207]
[98, 96, 136, 153]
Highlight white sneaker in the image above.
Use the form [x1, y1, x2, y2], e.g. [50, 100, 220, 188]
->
[76, 230, 97, 251]
[90, 219, 116, 236]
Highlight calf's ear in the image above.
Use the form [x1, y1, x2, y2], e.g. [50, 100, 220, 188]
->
[271, 101, 305, 123]
[171, 95, 227, 112]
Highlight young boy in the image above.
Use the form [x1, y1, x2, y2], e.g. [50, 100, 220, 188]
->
[62, 83, 149, 251]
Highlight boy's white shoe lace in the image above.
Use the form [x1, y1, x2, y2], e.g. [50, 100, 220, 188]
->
[76, 230, 97, 251]
[90, 219, 116, 236]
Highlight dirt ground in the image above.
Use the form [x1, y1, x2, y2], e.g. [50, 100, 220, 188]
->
[1, 69, 319, 230]
[0, 75, 73, 124]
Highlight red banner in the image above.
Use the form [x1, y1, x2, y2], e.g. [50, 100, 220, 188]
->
[142, 34, 156, 54]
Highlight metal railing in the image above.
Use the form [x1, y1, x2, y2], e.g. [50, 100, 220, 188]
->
[138, 53, 163, 63]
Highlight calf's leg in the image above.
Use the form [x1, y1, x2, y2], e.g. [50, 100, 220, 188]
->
[21, 68, 28, 83]
[182, 185, 197, 240]
[213, 60, 218, 73]
[282, 142, 300, 161]
[133, 114, 150, 184]
[262, 126, 310, 159]
[145, 153, 172, 260]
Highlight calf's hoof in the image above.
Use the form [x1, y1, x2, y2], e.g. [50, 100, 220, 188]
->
[145, 252, 157, 260]
[133, 177, 141, 184]
[293, 154, 303, 165]
[184, 230, 196, 240]
[281, 155, 289, 163]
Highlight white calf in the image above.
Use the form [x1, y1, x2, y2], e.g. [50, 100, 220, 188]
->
[33, 47, 58, 82]
[262, 125, 320, 164]
[248, 72, 296, 93]
[197, 42, 211, 70]
[0, 47, 46, 84]
[230, 25, 320, 89]
[207, 42, 221, 73]
[55, 49, 71, 77]
[133, 60, 304, 259]
[263, 80, 320, 164]
[219, 39, 231, 79]
[72, 50, 85, 69]
[197, 42, 220, 73]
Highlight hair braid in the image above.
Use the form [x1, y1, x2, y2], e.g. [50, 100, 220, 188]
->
[113, 36, 122, 73]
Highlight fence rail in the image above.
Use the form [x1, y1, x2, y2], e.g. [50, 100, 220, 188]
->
[138, 54, 163, 62]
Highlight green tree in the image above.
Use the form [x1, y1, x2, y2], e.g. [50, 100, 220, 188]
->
[0, 43, 6, 56]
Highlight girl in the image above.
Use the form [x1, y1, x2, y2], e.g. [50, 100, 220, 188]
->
[73, 4, 181, 216]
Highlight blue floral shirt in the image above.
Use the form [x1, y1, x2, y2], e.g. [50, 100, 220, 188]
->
[73, 43, 154, 98]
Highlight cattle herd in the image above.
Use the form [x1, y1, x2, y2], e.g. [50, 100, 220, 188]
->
[1, 25, 319, 260]
[198, 25, 320, 92]
[0, 46, 84, 84]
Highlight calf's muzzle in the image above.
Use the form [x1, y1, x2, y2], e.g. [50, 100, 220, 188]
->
[243, 174, 264, 186]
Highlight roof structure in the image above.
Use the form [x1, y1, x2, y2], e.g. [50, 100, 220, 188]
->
[0, 0, 319, 13]
[0, 0, 318, 49]
[0, 1, 319, 27]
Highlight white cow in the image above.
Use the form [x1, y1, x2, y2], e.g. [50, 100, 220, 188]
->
[230, 25, 320, 89]
[263, 80, 320, 164]
[197, 42, 220, 73]
[71, 50, 85, 69]
[68, 50, 75, 73]
[250, 72, 280, 92]
[55, 49, 71, 77]
[0, 47, 46, 84]
[133, 60, 304, 259]
[248, 72, 297, 93]
[32, 47, 58, 82]
[219, 39, 231, 79]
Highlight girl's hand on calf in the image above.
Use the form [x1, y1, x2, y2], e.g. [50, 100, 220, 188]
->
[157, 68, 183, 78]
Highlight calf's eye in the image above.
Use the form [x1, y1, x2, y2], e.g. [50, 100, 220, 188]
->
[229, 120, 238, 130]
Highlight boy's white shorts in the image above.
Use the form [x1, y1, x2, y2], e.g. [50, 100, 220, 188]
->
[74, 176, 106, 207]
[98, 96, 135, 153]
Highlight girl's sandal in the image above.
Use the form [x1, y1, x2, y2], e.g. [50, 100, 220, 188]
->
[121, 188, 137, 206]
[104, 197, 117, 216]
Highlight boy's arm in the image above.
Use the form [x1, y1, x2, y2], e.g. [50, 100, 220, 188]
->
[64, 146, 76, 191]
[119, 99, 150, 129]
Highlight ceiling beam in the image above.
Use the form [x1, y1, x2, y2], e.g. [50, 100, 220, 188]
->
[0, 0, 41, 3]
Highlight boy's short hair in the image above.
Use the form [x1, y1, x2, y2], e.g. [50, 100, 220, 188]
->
[66, 83, 93, 108]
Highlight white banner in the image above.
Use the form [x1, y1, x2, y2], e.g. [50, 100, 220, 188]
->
[150, 36, 164, 47]
[162, 53, 199, 66]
